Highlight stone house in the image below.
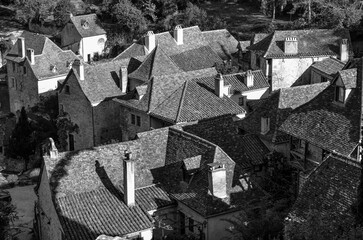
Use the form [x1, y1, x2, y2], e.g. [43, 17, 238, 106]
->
[58, 58, 131, 151]
[248, 29, 353, 91]
[5, 31, 77, 113]
[237, 82, 330, 158]
[60, 13, 107, 62]
[279, 58, 363, 188]
[114, 67, 246, 141]
[193, 69, 270, 111]
[285, 154, 361, 238]
[308, 57, 345, 84]
[35, 127, 265, 240]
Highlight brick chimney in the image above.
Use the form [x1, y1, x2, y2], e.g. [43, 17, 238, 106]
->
[18, 37, 25, 59]
[174, 25, 183, 45]
[26, 48, 35, 65]
[120, 66, 128, 93]
[214, 73, 224, 98]
[208, 163, 227, 198]
[245, 70, 254, 87]
[145, 31, 155, 53]
[284, 37, 298, 55]
[340, 38, 349, 62]
[123, 150, 135, 207]
[72, 59, 84, 81]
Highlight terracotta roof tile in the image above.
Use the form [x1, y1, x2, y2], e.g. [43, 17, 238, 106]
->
[202, 29, 239, 60]
[70, 14, 106, 38]
[311, 57, 345, 77]
[248, 29, 352, 58]
[289, 155, 361, 231]
[57, 188, 153, 239]
[135, 184, 175, 211]
[279, 59, 363, 156]
[239, 82, 329, 144]
[338, 68, 357, 88]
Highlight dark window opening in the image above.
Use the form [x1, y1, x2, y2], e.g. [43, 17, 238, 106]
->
[321, 76, 327, 82]
[131, 114, 136, 125]
[238, 96, 245, 106]
[12, 62, 15, 72]
[189, 218, 194, 232]
[23, 66, 27, 75]
[69, 134, 74, 151]
[335, 86, 345, 103]
[65, 85, 70, 94]
[136, 116, 141, 127]
[180, 212, 185, 235]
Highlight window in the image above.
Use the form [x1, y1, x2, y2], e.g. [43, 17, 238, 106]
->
[261, 117, 270, 134]
[12, 62, 15, 72]
[320, 76, 327, 82]
[131, 114, 136, 125]
[189, 218, 194, 232]
[65, 85, 70, 94]
[11, 78, 15, 89]
[238, 96, 245, 106]
[180, 212, 186, 234]
[23, 66, 27, 75]
[136, 116, 141, 127]
[335, 86, 345, 103]
[256, 56, 261, 68]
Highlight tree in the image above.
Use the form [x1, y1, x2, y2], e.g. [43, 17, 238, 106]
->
[0, 201, 18, 240]
[53, 0, 76, 26]
[56, 111, 79, 152]
[15, 0, 54, 24]
[6, 107, 34, 162]
[112, 0, 147, 33]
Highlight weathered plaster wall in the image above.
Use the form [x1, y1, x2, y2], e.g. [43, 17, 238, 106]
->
[38, 75, 66, 94]
[80, 35, 107, 62]
[120, 106, 150, 141]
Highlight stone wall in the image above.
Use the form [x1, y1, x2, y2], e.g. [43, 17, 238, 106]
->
[119, 106, 150, 141]
[58, 73, 93, 150]
[7, 59, 39, 113]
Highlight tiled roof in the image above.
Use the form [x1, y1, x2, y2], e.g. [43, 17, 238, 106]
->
[70, 14, 106, 38]
[182, 115, 270, 169]
[338, 68, 357, 88]
[128, 46, 182, 81]
[57, 187, 153, 240]
[238, 41, 250, 52]
[151, 80, 245, 123]
[289, 155, 361, 232]
[135, 184, 174, 211]
[115, 68, 218, 113]
[251, 33, 269, 45]
[239, 82, 330, 144]
[113, 43, 147, 60]
[194, 70, 269, 94]
[248, 29, 352, 58]
[6, 31, 78, 80]
[202, 29, 239, 60]
[65, 59, 130, 105]
[311, 57, 345, 77]
[44, 127, 257, 217]
[279, 59, 363, 156]
[169, 45, 222, 72]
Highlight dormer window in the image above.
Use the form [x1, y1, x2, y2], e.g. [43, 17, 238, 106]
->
[261, 117, 270, 135]
[81, 20, 89, 29]
[335, 86, 345, 103]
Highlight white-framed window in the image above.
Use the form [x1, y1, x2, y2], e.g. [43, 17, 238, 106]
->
[261, 117, 270, 134]
[335, 86, 345, 103]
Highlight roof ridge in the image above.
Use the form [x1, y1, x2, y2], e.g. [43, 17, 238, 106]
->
[175, 81, 188, 123]
[263, 32, 276, 58]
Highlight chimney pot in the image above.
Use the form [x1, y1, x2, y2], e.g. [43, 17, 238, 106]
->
[246, 70, 254, 87]
[207, 162, 227, 198]
[340, 38, 349, 62]
[48, 138, 58, 159]
[214, 73, 224, 98]
[174, 25, 183, 45]
[145, 31, 155, 53]
[284, 37, 298, 55]
[123, 150, 135, 207]
[26, 48, 35, 65]
[72, 59, 84, 81]
[18, 37, 26, 59]
[120, 66, 128, 93]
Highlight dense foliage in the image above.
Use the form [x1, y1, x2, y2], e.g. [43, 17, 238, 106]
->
[0, 201, 18, 240]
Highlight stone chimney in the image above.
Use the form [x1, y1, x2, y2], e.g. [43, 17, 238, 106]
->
[340, 38, 349, 62]
[245, 70, 254, 87]
[145, 31, 155, 53]
[48, 138, 58, 160]
[174, 25, 183, 45]
[214, 73, 224, 98]
[123, 150, 135, 207]
[120, 66, 128, 93]
[72, 59, 84, 81]
[18, 37, 26, 59]
[284, 37, 298, 55]
[26, 48, 35, 65]
[208, 163, 227, 198]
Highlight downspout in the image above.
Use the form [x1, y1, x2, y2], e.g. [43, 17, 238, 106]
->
[92, 106, 96, 147]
